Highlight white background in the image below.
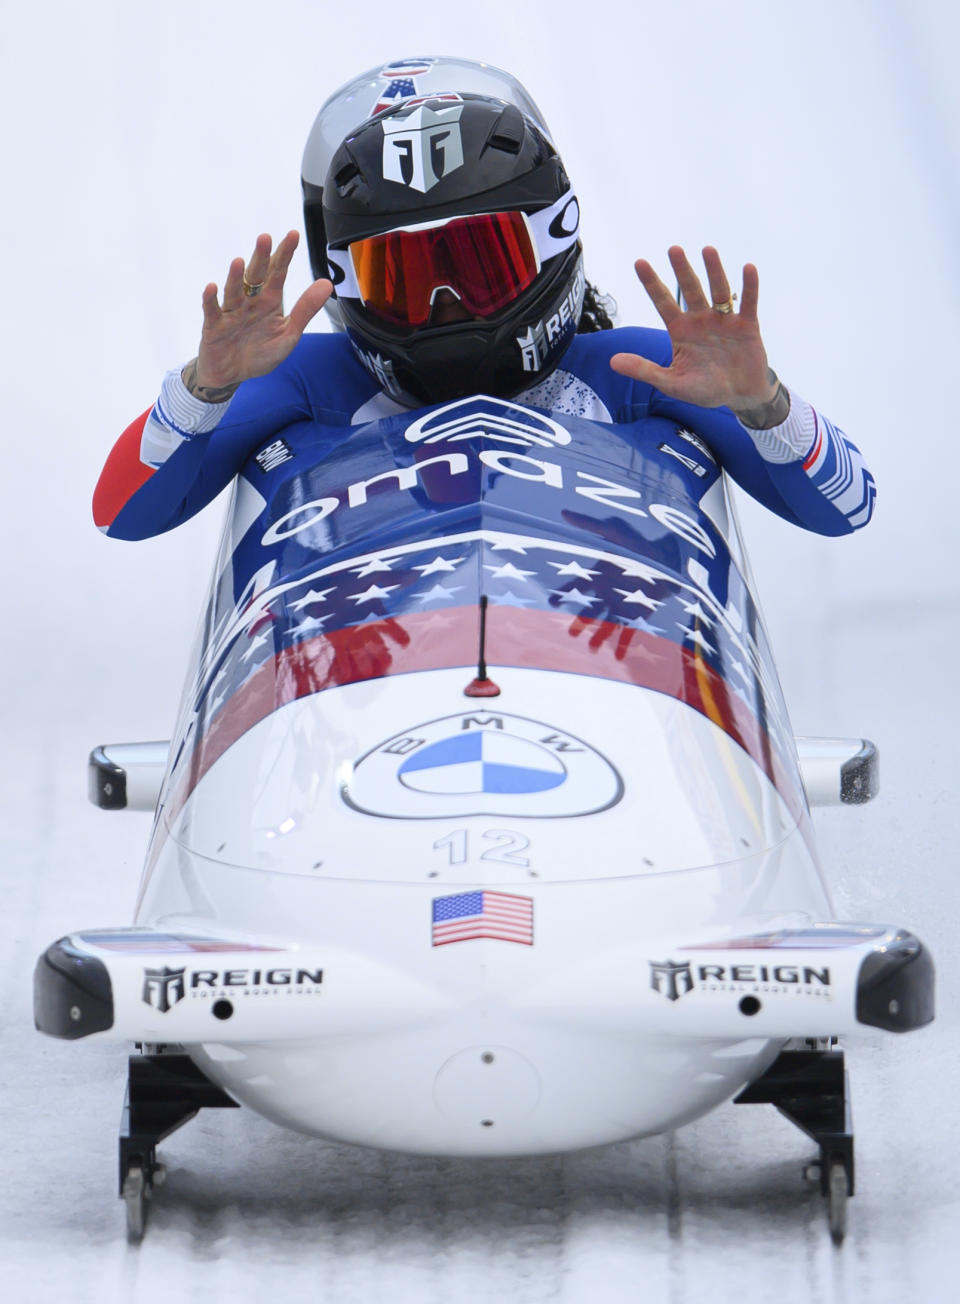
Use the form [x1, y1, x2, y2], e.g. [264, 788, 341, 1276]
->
[2, 1, 958, 1298]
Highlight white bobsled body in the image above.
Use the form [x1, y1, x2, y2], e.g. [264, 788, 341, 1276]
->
[135, 667, 824, 1154]
[45, 395, 927, 1158]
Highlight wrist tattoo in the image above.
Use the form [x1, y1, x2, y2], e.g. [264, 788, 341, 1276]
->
[181, 358, 240, 404]
[734, 368, 791, 430]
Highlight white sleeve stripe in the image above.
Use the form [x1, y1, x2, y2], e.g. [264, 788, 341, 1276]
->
[803, 415, 876, 523]
[158, 365, 234, 434]
[830, 476, 875, 524]
[736, 388, 816, 463]
[138, 409, 187, 469]
[847, 487, 877, 528]
[741, 388, 875, 528]
[819, 421, 852, 497]
[137, 365, 234, 470]
[824, 458, 875, 516]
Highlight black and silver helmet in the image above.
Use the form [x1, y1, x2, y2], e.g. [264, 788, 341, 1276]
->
[301, 56, 557, 193]
[303, 81, 583, 404]
[301, 56, 556, 338]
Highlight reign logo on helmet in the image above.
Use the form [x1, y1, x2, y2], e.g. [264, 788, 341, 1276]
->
[353, 346, 404, 399]
[516, 260, 586, 372]
[382, 99, 464, 193]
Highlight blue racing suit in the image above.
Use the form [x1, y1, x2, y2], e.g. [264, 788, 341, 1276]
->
[94, 328, 874, 539]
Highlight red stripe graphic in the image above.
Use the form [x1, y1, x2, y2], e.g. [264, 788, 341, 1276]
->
[803, 411, 823, 471]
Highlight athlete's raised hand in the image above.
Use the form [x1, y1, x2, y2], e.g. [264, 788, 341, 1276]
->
[610, 246, 789, 428]
[186, 231, 333, 398]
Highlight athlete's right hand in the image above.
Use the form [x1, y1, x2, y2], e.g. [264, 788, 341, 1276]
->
[188, 231, 333, 394]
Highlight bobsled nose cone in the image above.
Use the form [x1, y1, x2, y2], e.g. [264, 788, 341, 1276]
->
[433, 1046, 540, 1130]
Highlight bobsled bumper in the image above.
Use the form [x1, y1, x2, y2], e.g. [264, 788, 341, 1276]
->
[35, 923, 934, 1045]
[33, 930, 452, 1045]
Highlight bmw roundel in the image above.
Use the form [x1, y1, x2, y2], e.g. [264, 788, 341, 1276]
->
[344, 712, 622, 818]
[398, 730, 567, 794]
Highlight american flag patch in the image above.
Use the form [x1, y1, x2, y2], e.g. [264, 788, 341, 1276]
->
[431, 891, 534, 947]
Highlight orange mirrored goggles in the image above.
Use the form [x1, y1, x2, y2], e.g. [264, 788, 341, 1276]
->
[348, 210, 541, 327]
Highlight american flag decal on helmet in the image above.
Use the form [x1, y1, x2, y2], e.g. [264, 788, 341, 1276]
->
[372, 59, 437, 114]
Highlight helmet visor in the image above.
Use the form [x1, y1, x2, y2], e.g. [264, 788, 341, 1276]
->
[349, 210, 540, 326]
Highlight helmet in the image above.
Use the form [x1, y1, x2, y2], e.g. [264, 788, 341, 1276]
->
[301, 56, 555, 237]
[308, 92, 584, 404]
[302, 57, 557, 338]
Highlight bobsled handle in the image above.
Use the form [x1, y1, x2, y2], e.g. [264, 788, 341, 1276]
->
[89, 742, 169, 811]
[795, 737, 878, 806]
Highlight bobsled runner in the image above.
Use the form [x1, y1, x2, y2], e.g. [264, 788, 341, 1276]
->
[36, 394, 933, 1242]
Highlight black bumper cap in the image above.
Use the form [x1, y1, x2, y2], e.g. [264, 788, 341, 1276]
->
[856, 931, 934, 1032]
[840, 739, 879, 804]
[34, 938, 114, 1039]
[89, 746, 127, 809]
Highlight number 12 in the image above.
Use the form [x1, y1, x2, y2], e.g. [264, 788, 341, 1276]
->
[433, 829, 531, 867]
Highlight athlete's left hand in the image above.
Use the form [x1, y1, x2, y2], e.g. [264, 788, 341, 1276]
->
[610, 247, 785, 427]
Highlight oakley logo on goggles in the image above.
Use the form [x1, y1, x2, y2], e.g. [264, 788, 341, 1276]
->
[327, 189, 580, 327]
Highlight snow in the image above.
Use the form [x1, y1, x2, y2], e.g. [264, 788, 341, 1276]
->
[3, 0, 959, 1296]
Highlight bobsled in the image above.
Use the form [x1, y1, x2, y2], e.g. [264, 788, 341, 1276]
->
[36, 393, 933, 1242]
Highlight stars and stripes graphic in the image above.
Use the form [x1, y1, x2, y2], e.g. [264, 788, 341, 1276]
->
[371, 59, 437, 114]
[188, 527, 784, 742]
[163, 522, 801, 837]
[303, 534, 762, 704]
[159, 403, 806, 832]
[431, 891, 534, 946]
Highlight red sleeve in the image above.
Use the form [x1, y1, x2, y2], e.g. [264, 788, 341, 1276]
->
[92, 408, 157, 531]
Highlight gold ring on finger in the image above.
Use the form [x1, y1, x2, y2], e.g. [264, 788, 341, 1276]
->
[712, 293, 737, 315]
[243, 277, 265, 297]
